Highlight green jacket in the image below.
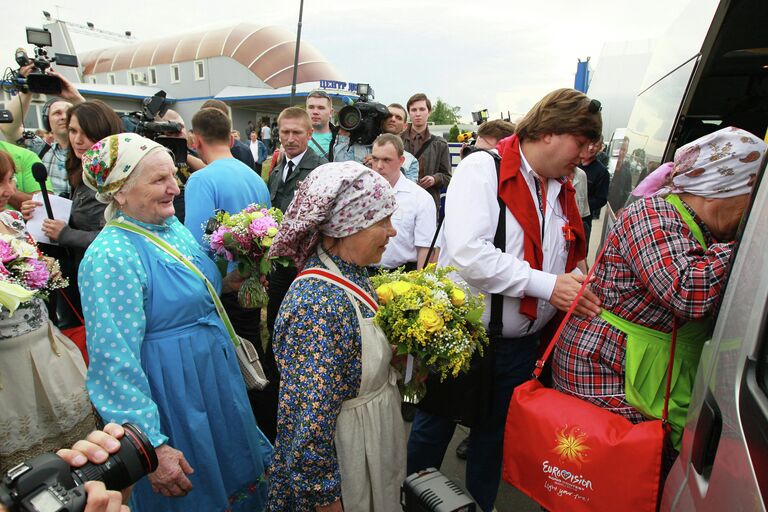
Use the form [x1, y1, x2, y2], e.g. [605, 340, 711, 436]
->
[268, 148, 328, 212]
[0, 140, 52, 194]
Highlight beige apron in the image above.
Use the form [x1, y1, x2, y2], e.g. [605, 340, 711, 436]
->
[300, 252, 407, 511]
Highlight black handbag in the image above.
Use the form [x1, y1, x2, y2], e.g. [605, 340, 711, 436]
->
[417, 150, 504, 428]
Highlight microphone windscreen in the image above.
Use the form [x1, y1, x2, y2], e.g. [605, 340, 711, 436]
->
[31, 162, 48, 184]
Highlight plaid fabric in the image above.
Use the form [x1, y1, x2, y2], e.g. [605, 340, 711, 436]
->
[552, 196, 733, 422]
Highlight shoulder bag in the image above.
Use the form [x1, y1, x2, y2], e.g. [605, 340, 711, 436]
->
[502, 241, 670, 511]
[108, 219, 269, 391]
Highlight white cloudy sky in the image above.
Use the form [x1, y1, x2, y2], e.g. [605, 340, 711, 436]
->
[4, 0, 691, 120]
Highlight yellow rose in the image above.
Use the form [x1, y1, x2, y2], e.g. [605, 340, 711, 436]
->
[450, 288, 466, 306]
[252, 212, 264, 219]
[10, 239, 38, 259]
[266, 227, 278, 237]
[262, 237, 273, 247]
[390, 281, 412, 296]
[376, 284, 394, 304]
[419, 307, 444, 333]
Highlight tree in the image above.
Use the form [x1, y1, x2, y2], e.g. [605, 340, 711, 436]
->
[448, 124, 460, 142]
[428, 98, 461, 125]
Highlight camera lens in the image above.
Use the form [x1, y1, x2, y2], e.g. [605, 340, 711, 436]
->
[338, 106, 362, 131]
[73, 423, 158, 491]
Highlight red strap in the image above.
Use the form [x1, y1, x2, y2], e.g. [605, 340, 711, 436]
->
[59, 289, 84, 325]
[297, 268, 378, 313]
[533, 240, 610, 378]
[662, 319, 678, 423]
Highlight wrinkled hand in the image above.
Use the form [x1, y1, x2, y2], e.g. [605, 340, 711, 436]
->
[549, 273, 601, 317]
[20, 200, 42, 220]
[222, 269, 249, 294]
[418, 175, 436, 189]
[148, 444, 194, 497]
[316, 499, 343, 512]
[42, 218, 67, 241]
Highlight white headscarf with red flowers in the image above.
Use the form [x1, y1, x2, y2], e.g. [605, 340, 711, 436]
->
[270, 161, 397, 269]
[633, 127, 767, 199]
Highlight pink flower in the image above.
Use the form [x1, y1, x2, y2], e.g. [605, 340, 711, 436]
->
[0, 240, 16, 263]
[210, 227, 227, 252]
[223, 249, 234, 262]
[24, 259, 50, 290]
[249, 216, 277, 237]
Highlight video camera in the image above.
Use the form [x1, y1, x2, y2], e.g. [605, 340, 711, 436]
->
[122, 91, 187, 167]
[0, 423, 157, 512]
[11, 28, 78, 95]
[337, 83, 389, 146]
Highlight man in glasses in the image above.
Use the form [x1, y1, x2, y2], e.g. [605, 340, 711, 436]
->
[407, 88, 603, 512]
[580, 135, 610, 253]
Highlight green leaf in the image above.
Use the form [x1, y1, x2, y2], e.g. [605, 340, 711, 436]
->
[396, 344, 410, 356]
[259, 257, 272, 275]
[466, 306, 484, 324]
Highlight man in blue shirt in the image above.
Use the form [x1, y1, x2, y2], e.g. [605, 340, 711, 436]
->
[306, 90, 334, 159]
[185, 106, 276, 440]
[185, 108, 270, 246]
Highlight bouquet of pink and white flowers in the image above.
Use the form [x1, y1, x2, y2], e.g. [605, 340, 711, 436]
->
[0, 233, 68, 314]
[205, 204, 291, 308]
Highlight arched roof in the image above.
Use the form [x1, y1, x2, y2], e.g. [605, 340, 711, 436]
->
[79, 23, 342, 89]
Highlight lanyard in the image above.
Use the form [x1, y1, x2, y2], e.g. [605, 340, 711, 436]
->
[533, 176, 546, 239]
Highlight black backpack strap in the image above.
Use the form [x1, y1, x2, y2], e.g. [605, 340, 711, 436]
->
[480, 149, 505, 339]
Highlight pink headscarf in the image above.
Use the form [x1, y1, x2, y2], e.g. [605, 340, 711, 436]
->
[632, 127, 767, 198]
[270, 161, 397, 269]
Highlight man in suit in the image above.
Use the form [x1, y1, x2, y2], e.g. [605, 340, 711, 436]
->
[267, 106, 328, 330]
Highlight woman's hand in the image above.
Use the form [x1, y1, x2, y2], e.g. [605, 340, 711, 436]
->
[316, 499, 343, 512]
[20, 200, 42, 221]
[221, 269, 248, 294]
[42, 219, 67, 241]
[148, 444, 194, 497]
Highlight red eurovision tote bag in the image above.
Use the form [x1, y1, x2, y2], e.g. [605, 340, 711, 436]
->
[502, 244, 674, 512]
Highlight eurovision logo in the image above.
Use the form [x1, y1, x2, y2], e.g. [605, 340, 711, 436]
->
[541, 424, 594, 501]
[552, 424, 590, 468]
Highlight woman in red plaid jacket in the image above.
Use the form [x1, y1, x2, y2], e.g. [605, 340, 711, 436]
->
[552, 127, 767, 452]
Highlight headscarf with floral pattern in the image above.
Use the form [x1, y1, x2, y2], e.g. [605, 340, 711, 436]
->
[632, 126, 767, 199]
[81, 133, 166, 220]
[270, 161, 397, 269]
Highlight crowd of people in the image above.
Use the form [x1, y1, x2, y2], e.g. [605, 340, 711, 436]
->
[0, 64, 765, 512]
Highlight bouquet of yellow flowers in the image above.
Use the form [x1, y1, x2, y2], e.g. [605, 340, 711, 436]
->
[371, 264, 488, 401]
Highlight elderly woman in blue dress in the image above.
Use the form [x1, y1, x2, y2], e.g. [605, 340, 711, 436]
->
[267, 162, 407, 512]
[78, 134, 272, 511]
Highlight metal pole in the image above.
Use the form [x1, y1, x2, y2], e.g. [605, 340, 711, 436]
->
[289, 0, 305, 106]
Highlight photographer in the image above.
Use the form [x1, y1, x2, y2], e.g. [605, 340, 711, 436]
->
[333, 103, 419, 181]
[1, 65, 84, 198]
[0, 424, 131, 512]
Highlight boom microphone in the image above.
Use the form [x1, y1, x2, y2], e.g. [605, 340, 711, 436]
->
[31, 162, 54, 219]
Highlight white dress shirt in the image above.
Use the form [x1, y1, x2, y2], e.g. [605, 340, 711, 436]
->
[379, 174, 437, 269]
[282, 150, 307, 182]
[438, 148, 571, 337]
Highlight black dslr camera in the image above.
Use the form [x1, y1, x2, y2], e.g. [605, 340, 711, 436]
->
[337, 83, 389, 146]
[12, 28, 78, 95]
[123, 91, 187, 167]
[0, 423, 157, 512]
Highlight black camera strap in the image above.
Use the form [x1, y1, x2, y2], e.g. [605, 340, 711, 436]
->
[309, 136, 329, 160]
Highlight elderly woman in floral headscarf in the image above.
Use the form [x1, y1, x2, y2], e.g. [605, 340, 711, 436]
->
[553, 127, 767, 452]
[78, 134, 272, 512]
[267, 161, 405, 512]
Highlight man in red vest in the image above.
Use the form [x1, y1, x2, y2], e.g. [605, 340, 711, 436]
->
[407, 88, 603, 511]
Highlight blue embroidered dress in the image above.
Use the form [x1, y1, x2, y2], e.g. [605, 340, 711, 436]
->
[79, 214, 272, 512]
[267, 253, 370, 510]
